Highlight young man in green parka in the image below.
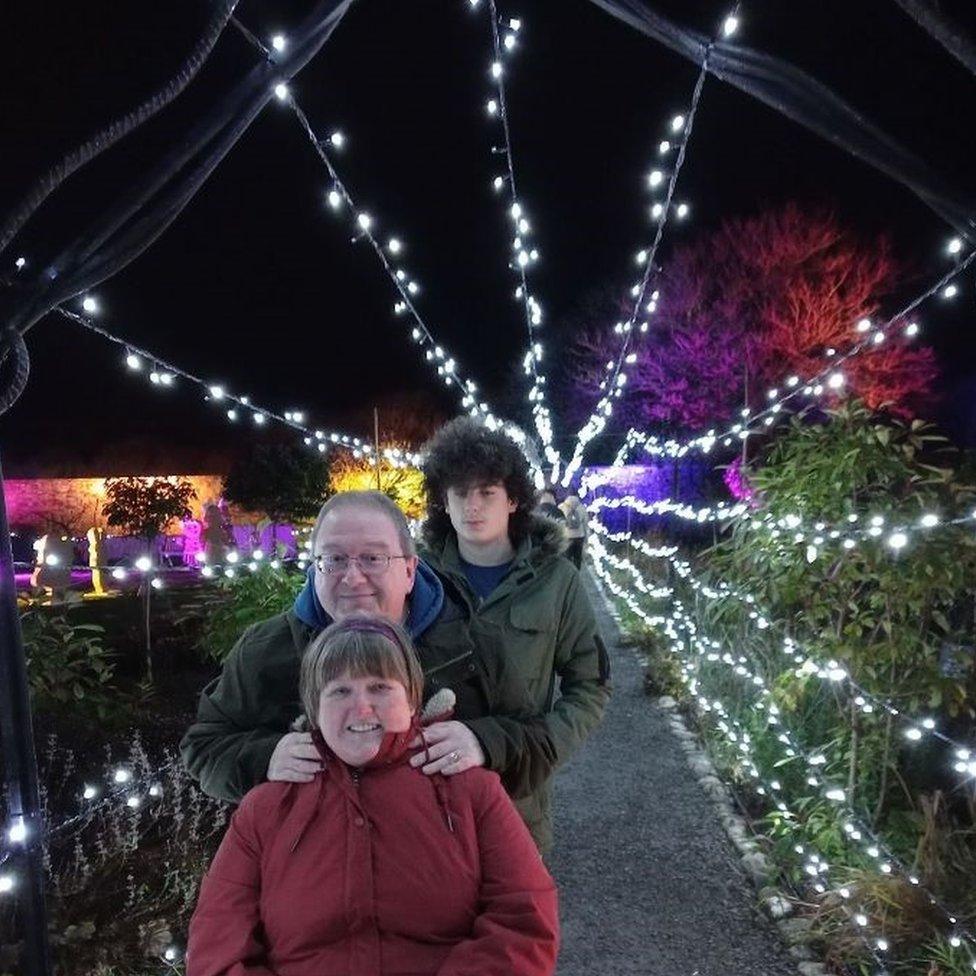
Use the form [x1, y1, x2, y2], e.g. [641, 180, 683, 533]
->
[416, 418, 611, 852]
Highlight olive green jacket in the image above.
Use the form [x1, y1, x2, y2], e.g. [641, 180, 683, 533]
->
[180, 579, 556, 817]
[421, 516, 611, 851]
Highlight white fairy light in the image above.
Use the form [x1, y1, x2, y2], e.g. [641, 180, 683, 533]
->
[356, 212, 372, 231]
[675, 202, 689, 219]
[113, 768, 131, 784]
[125, 353, 142, 370]
[134, 556, 152, 572]
[7, 819, 27, 844]
[0, 875, 13, 894]
[722, 13, 740, 36]
[944, 284, 959, 299]
[329, 130, 345, 148]
[947, 237, 963, 255]
[150, 577, 164, 590]
[670, 114, 686, 132]
[271, 34, 286, 52]
[81, 295, 99, 314]
[82, 785, 98, 800]
[274, 83, 289, 101]
[327, 189, 342, 209]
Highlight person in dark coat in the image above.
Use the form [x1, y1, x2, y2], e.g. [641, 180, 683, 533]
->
[187, 615, 559, 976]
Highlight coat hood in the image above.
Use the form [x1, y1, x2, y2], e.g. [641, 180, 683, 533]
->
[422, 514, 567, 567]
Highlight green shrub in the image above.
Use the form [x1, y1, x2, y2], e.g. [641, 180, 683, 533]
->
[21, 611, 117, 717]
[190, 563, 305, 662]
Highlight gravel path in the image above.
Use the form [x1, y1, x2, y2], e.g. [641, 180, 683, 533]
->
[547, 573, 799, 976]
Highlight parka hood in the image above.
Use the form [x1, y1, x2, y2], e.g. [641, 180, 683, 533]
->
[423, 514, 567, 567]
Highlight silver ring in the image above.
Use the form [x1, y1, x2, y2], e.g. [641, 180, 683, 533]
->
[448, 750, 461, 765]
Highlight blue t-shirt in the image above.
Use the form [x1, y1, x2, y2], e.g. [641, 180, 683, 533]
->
[459, 556, 513, 602]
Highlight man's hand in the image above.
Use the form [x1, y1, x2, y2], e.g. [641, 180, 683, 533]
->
[409, 721, 486, 777]
[267, 732, 322, 784]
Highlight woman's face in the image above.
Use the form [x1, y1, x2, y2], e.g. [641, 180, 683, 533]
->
[317, 671, 413, 767]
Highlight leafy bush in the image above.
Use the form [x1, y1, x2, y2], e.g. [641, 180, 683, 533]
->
[21, 611, 118, 717]
[598, 401, 976, 974]
[189, 563, 306, 662]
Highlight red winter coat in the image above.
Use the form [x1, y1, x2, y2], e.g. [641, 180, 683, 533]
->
[187, 731, 558, 976]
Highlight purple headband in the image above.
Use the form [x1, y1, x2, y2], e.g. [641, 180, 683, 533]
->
[330, 617, 415, 684]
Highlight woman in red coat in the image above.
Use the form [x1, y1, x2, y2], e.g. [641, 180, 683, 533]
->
[187, 615, 559, 976]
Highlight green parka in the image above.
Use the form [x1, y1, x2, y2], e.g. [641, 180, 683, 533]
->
[421, 515, 611, 851]
[180, 571, 557, 831]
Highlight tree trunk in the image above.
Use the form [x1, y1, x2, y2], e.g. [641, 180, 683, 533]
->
[847, 696, 860, 802]
[143, 580, 153, 684]
[873, 709, 894, 827]
[143, 538, 153, 683]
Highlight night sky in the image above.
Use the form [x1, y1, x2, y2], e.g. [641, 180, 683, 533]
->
[2, 0, 976, 475]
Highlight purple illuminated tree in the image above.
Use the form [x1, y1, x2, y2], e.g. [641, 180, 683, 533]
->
[559, 206, 937, 447]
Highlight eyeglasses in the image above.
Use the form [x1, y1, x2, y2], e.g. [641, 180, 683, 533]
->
[314, 553, 409, 577]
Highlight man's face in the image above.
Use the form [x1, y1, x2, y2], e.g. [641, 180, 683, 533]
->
[446, 482, 517, 550]
[313, 506, 417, 622]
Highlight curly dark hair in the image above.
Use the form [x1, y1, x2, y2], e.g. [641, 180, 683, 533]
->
[421, 417, 538, 546]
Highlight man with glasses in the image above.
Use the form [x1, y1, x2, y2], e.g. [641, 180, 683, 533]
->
[182, 491, 551, 815]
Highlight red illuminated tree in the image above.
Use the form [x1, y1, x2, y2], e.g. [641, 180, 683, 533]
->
[561, 206, 937, 441]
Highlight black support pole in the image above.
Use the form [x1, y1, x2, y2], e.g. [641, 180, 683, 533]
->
[0, 452, 52, 975]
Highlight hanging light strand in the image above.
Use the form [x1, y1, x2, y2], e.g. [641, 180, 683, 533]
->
[613, 247, 976, 464]
[592, 534, 976, 967]
[55, 307, 417, 466]
[589, 512, 976, 778]
[230, 16, 509, 434]
[284, 99, 507, 429]
[562, 31, 716, 487]
[480, 1, 559, 472]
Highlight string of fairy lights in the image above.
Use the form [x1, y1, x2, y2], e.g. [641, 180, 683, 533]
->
[475, 0, 560, 475]
[561, 8, 741, 488]
[55, 306, 419, 467]
[581, 480, 976, 562]
[589, 530, 976, 970]
[612, 243, 976, 466]
[0, 754, 195, 964]
[588, 514, 976, 782]
[230, 21, 513, 438]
